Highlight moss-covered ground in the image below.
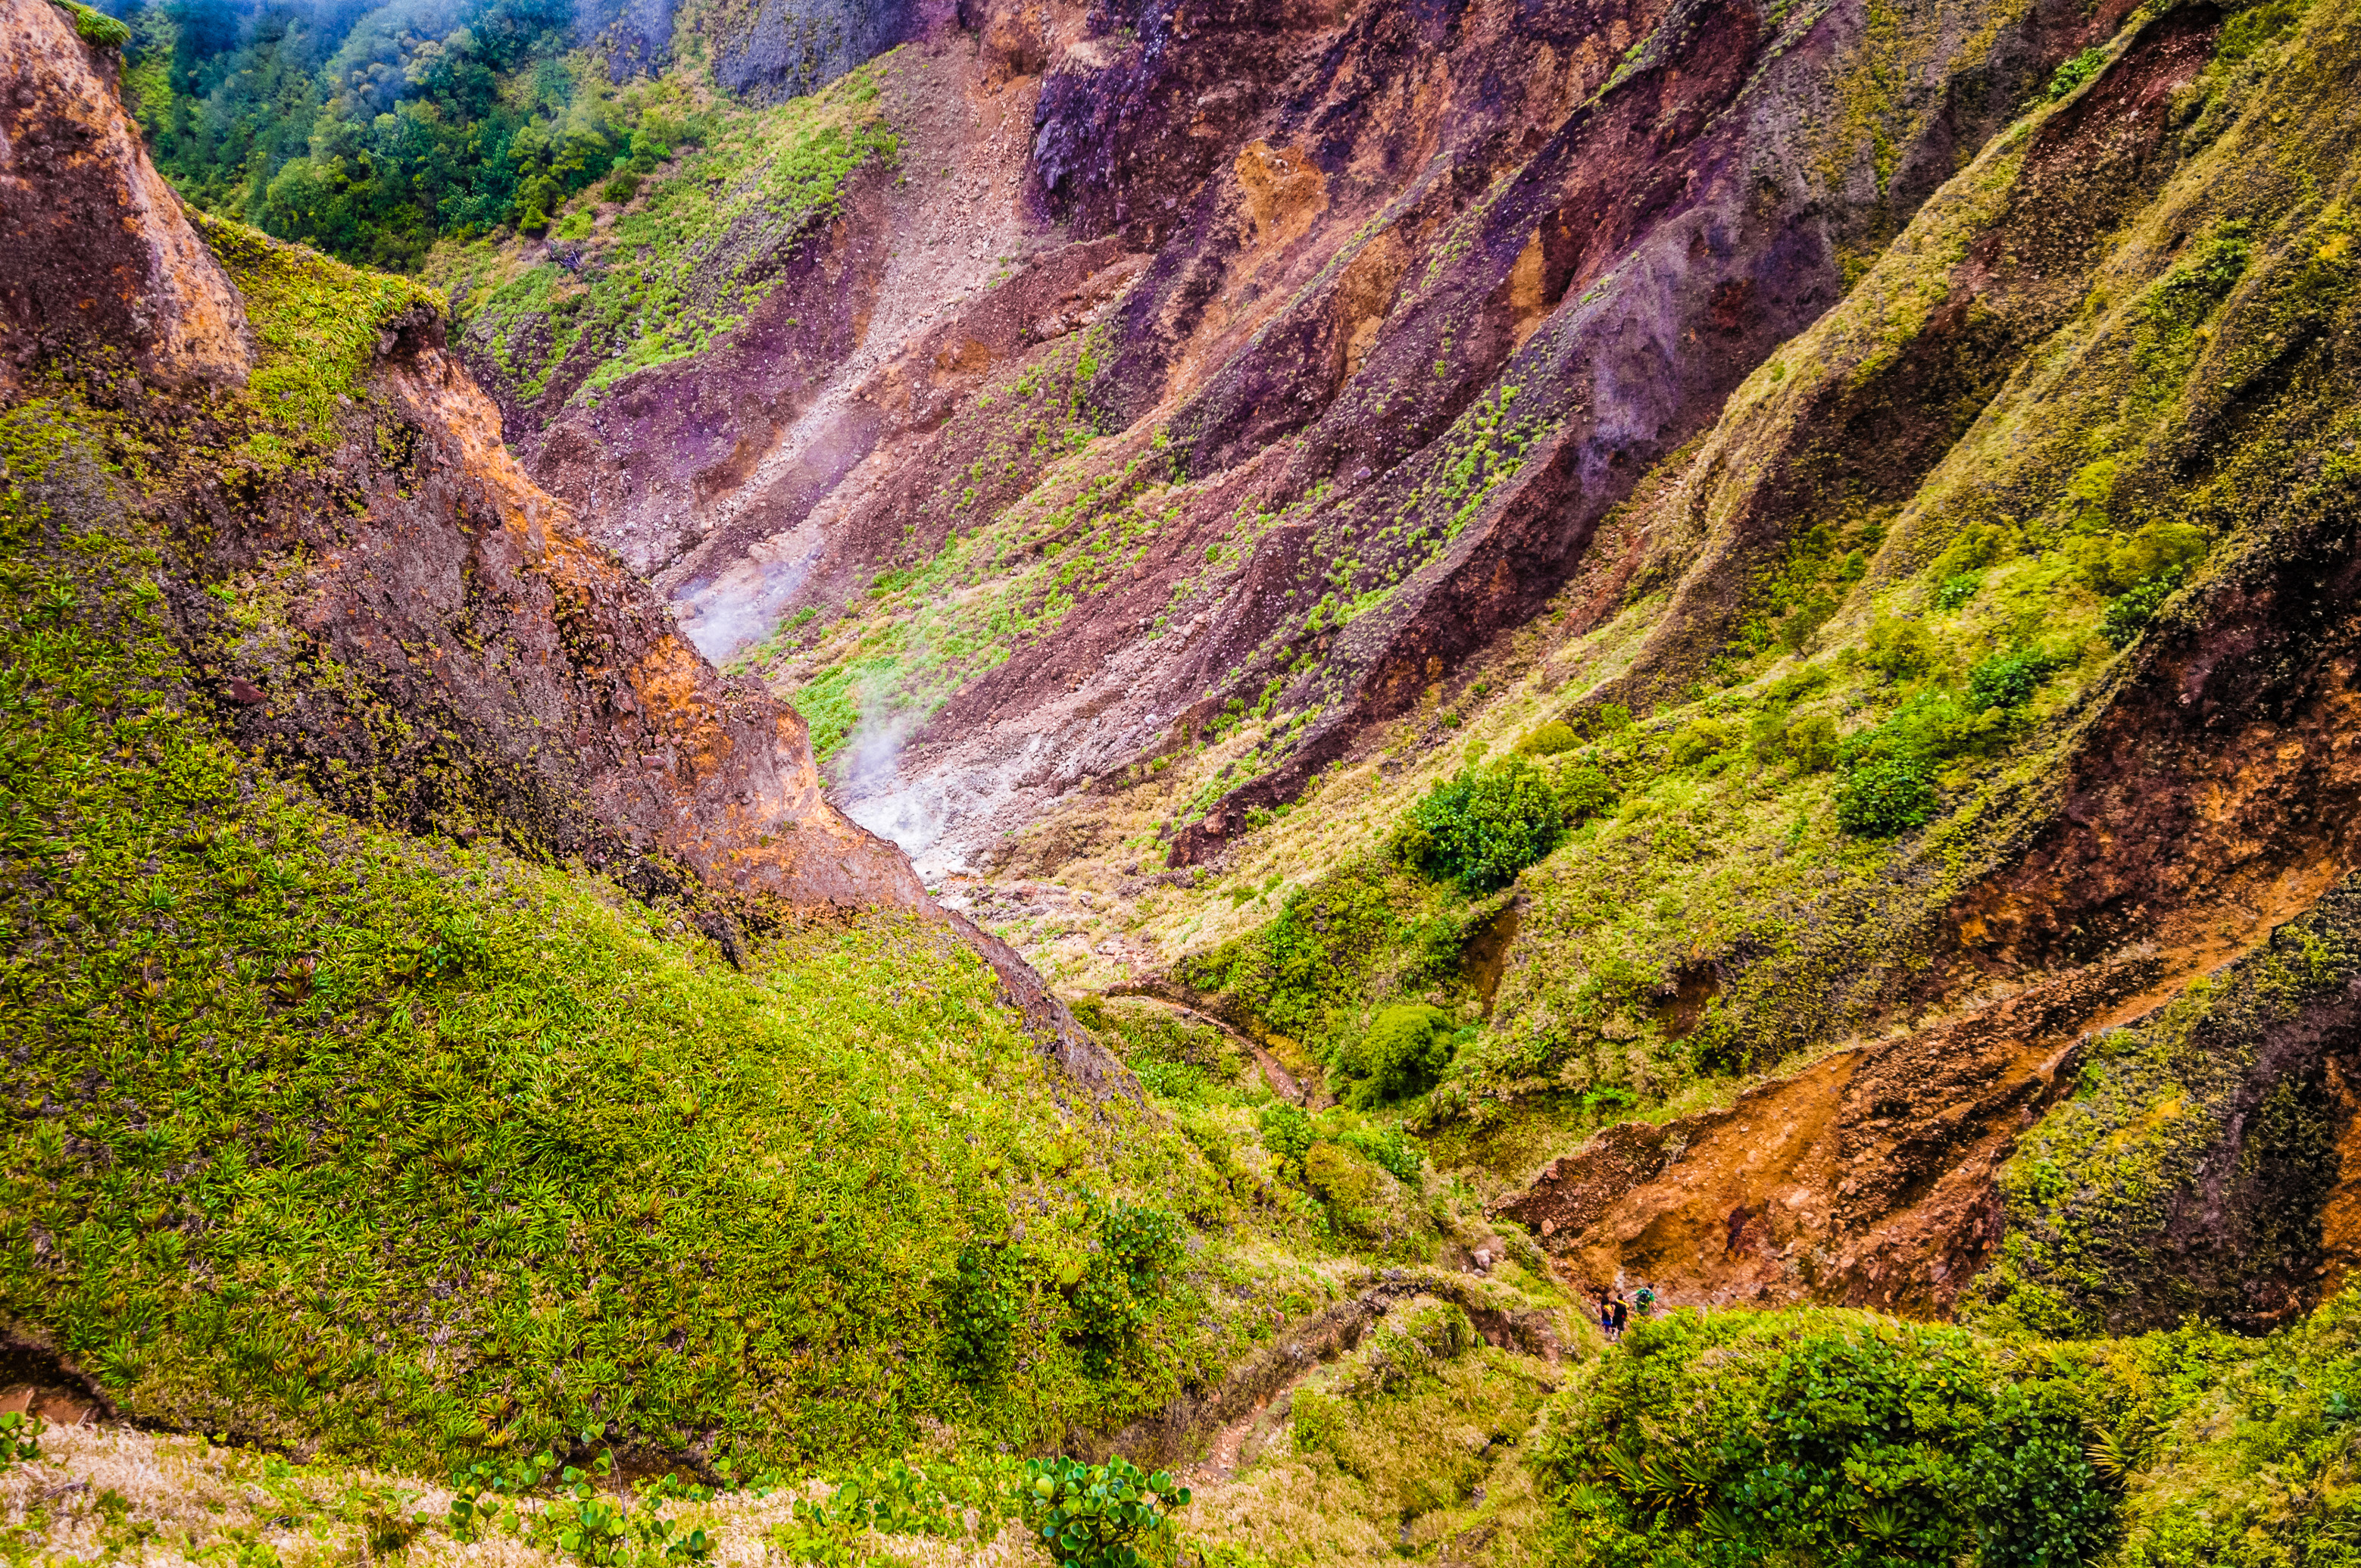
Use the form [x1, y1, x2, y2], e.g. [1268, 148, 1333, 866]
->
[189, 213, 446, 470]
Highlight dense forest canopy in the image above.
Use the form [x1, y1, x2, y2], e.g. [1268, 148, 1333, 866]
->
[113, 0, 692, 270]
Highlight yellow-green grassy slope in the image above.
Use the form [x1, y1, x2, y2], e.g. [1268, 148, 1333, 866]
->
[0, 322, 1480, 1477]
[423, 32, 898, 409]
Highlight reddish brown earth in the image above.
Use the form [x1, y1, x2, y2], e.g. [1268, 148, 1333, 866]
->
[0, 2, 251, 393]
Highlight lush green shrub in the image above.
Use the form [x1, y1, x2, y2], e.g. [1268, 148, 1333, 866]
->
[2072, 521, 2208, 595]
[1068, 1201, 1182, 1376]
[62, 0, 130, 48]
[0, 1412, 42, 1475]
[2103, 564, 2189, 649]
[1587, 701, 1636, 735]
[1394, 757, 1564, 892]
[940, 1242, 1021, 1387]
[1836, 754, 1939, 836]
[1865, 616, 1939, 680]
[1132, 1058, 1209, 1098]
[1539, 1310, 2117, 1568]
[1302, 1141, 1427, 1247]
[1784, 713, 1839, 772]
[1337, 1121, 1424, 1185]
[1258, 1102, 1316, 1177]
[1966, 648, 2060, 711]
[1018, 1455, 1190, 1568]
[1517, 719, 1582, 756]
[2047, 43, 2106, 99]
[1777, 585, 1841, 651]
[1666, 719, 1730, 767]
[1934, 571, 1982, 611]
[1769, 662, 1834, 704]
[1176, 858, 1459, 1066]
[1331, 1003, 1456, 1106]
[1929, 520, 2016, 580]
[1554, 761, 1619, 823]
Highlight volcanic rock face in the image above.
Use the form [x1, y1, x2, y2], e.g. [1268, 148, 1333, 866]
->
[709, 0, 931, 103]
[467, 0, 2115, 875]
[0, 0, 1116, 1085]
[575, 0, 682, 80]
[0, 0, 253, 392]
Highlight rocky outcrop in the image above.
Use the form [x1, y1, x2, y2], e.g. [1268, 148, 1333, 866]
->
[0, 0, 252, 392]
[707, 0, 929, 104]
[575, 0, 680, 80]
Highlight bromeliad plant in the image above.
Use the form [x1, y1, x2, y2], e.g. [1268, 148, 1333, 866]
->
[1019, 1457, 1191, 1568]
[439, 1447, 714, 1567]
[0, 1410, 42, 1473]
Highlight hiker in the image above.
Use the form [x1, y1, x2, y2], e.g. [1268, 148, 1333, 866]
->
[1597, 1291, 1616, 1341]
[1635, 1282, 1657, 1319]
[1610, 1295, 1628, 1341]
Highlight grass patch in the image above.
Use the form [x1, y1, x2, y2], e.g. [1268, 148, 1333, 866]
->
[192, 214, 445, 468]
[436, 62, 898, 406]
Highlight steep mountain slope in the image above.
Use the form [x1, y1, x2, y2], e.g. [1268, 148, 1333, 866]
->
[5, 0, 1497, 1476]
[461, 0, 2128, 879]
[23, 0, 2361, 1557]
[1161, 0, 2361, 1336]
[429, 0, 2361, 1351]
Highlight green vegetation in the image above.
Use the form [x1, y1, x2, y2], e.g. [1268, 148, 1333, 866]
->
[1541, 1288, 2361, 1568]
[1834, 752, 1939, 836]
[1067, 995, 1250, 1104]
[56, 0, 132, 50]
[1070, 1198, 1185, 1376]
[192, 212, 445, 461]
[1185, 1290, 1560, 1564]
[1177, 857, 1469, 1070]
[2100, 564, 2188, 648]
[1330, 1003, 1459, 1107]
[1394, 757, 1566, 892]
[1966, 883, 2361, 1338]
[0, 1410, 43, 1475]
[2047, 44, 2108, 100]
[0, 399, 1332, 1475]
[130, 0, 700, 272]
[1018, 1455, 1192, 1568]
[444, 1448, 716, 1566]
[1542, 1309, 2119, 1566]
